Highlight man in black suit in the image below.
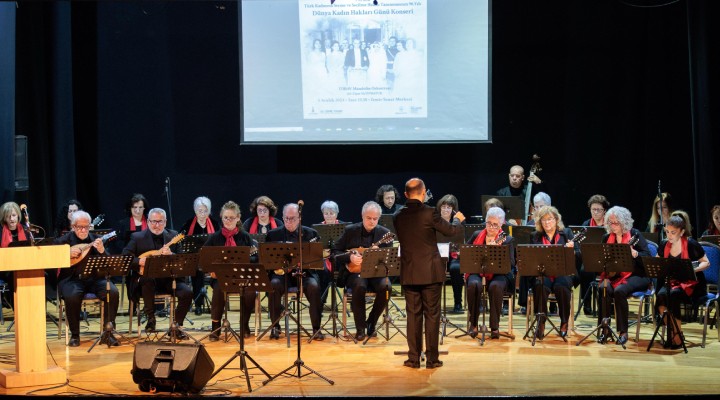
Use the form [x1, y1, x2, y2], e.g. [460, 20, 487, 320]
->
[122, 208, 193, 337]
[332, 201, 392, 341]
[344, 38, 369, 86]
[266, 203, 324, 340]
[393, 178, 464, 369]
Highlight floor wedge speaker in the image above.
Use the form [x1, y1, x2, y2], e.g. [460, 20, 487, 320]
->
[132, 342, 214, 394]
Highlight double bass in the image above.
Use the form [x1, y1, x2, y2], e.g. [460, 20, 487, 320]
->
[523, 154, 542, 224]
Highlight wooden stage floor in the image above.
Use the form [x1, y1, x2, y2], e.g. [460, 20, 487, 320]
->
[0, 285, 718, 397]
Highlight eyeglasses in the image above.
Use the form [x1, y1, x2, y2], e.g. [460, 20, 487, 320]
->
[440, 205, 453, 210]
[73, 225, 90, 231]
[132, 206, 145, 210]
[256, 208, 269, 214]
[608, 221, 621, 226]
[283, 216, 298, 222]
[148, 220, 165, 225]
[590, 208, 605, 214]
[222, 216, 239, 222]
[540, 218, 556, 224]
[195, 209, 208, 215]
[486, 222, 501, 229]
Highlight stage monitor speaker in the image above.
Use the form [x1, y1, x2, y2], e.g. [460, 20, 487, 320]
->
[131, 342, 214, 394]
[14, 135, 29, 191]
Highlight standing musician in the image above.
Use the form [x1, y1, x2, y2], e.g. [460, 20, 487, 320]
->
[596, 206, 651, 346]
[655, 211, 710, 349]
[203, 201, 257, 341]
[394, 178, 464, 369]
[180, 196, 219, 316]
[242, 195, 283, 235]
[332, 201, 391, 341]
[53, 211, 120, 347]
[122, 208, 193, 338]
[465, 206, 515, 339]
[530, 205, 576, 339]
[266, 203, 324, 340]
[1, 202, 31, 309]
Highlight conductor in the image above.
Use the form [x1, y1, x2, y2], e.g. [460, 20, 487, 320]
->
[393, 178, 464, 369]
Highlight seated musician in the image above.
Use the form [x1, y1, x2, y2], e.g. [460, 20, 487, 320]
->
[266, 203, 324, 340]
[122, 208, 193, 338]
[375, 184, 403, 214]
[436, 194, 464, 313]
[577, 194, 611, 316]
[530, 205, 576, 339]
[465, 206, 515, 339]
[318, 200, 344, 306]
[180, 196, 219, 316]
[203, 201, 257, 341]
[701, 205, 720, 237]
[332, 201, 392, 341]
[53, 211, 120, 347]
[242, 195, 283, 235]
[655, 211, 710, 349]
[596, 206, 651, 345]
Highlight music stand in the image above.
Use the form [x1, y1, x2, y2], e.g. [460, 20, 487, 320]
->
[509, 225, 535, 245]
[312, 223, 352, 342]
[143, 253, 200, 343]
[378, 215, 395, 234]
[574, 243, 634, 349]
[517, 245, 576, 345]
[204, 260, 272, 392]
[458, 244, 514, 344]
[642, 256, 696, 353]
[82, 254, 133, 352]
[358, 247, 404, 345]
[700, 235, 720, 247]
[436, 230, 468, 343]
[249, 233, 267, 245]
[256, 242, 323, 345]
[198, 246, 253, 344]
[568, 226, 606, 244]
[177, 234, 208, 254]
[480, 195, 524, 221]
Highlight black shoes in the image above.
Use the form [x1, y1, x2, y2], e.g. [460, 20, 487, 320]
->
[452, 304, 463, 314]
[355, 329, 366, 341]
[313, 329, 325, 341]
[403, 359, 420, 369]
[145, 317, 157, 333]
[243, 324, 252, 339]
[366, 321, 377, 337]
[209, 321, 221, 342]
[100, 333, 119, 347]
[490, 330, 500, 339]
[68, 336, 80, 347]
[194, 306, 203, 316]
[617, 333, 628, 346]
[560, 323, 568, 338]
[469, 325, 479, 339]
[583, 307, 593, 316]
[270, 326, 280, 340]
[426, 360, 444, 369]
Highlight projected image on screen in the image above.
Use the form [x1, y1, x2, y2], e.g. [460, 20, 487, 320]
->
[240, 0, 489, 144]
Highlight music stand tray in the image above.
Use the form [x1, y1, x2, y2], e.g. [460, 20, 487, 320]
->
[312, 223, 350, 249]
[641, 256, 696, 353]
[249, 233, 267, 245]
[480, 195, 524, 221]
[143, 253, 200, 342]
[569, 226, 606, 244]
[509, 226, 536, 246]
[459, 244, 514, 343]
[516, 245, 576, 345]
[80, 254, 134, 351]
[574, 243, 634, 348]
[178, 234, 209, 254]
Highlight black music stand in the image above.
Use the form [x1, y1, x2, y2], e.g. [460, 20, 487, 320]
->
[509, 225, 535, 245]
[143, 253, 200, 343]
[642, 256, 696, 353]
[378, 215, 395, 234]
[458, 244, 514, 344]
[574, 243, 634, 349]
[312, 223, 352, 342]
[700, 235, 720, 247]
[256, 242, 324, 345]
[206, 262, 272, 392]
[178, 234, 208, 254]
[197, 246, 253, 344]
[436, 230, 468, 343]
[517, 245, 576, 345]
[82, 254, 133, 352]
[359, 247, 404, 345]
[249, 233, 267, 245]
[480, 195, 524, 221]
[260, 239, 333, 386]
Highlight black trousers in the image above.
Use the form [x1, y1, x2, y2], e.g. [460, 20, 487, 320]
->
[210, 278, 256, 328]
[270, 273, 322, 330]
[597, 276, 650, 334]
[467, 274, 509, 331]
[191, 270, 207, 309]
[59, 276, 119, 337]
[138, 276, 193, 325]
[532, 276, 573, 325]
[448, 259, 464, 307]
[346, 273, 390, 332]
[403, 283, 442, 363]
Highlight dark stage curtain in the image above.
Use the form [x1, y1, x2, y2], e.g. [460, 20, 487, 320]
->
[0, 3, 15, 204]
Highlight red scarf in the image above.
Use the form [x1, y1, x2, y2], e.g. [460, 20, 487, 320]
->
[1, 225, 27, 248]
[664, 237, 697, 296]
[589, 218, 599, 227]
[188, 217, 215, 236]
[130, 216, 148, 231]
[467, 229, 503, 281]
[249, 216, 277, 234]
[222, 227, 238, 246]
[541, 232, 560, 281]
[601, 232, 633, 288]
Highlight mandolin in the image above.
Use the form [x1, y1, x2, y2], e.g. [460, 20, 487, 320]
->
[90, 214, 105, 229]
[138, 233, 185, 258]
[70, 231, 117, 266]
[344, 232, 396, 274]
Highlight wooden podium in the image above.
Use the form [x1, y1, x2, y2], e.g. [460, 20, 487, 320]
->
[0, 244, 70, 388]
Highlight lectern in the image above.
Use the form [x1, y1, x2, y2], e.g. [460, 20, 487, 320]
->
[0, 244, 70, 388]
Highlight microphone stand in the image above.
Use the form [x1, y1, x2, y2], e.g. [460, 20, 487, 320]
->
[164, 177, 174, 230]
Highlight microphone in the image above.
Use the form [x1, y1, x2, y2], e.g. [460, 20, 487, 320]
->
[19, 204, 30, 227]
[298, 200, 304, 213]
[165, 177, 170, 185]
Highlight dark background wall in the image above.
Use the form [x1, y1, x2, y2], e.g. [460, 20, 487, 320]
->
[7, 0, 720, 237]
